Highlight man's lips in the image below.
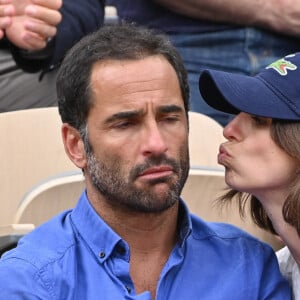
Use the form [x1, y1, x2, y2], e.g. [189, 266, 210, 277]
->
[138, 166, 173, 179]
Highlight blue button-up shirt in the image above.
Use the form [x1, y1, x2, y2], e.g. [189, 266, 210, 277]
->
[0, 191, 291, 299]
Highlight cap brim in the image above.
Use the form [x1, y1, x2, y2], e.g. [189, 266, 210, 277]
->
[199, 69, 296, 119]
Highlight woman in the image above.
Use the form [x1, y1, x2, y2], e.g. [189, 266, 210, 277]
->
[199, 52, 300, 299]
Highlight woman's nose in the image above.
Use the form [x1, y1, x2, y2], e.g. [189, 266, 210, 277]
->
[223, 113, 243, 141]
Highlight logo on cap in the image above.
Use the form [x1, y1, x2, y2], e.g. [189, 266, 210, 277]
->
[266, 56, 297, 76]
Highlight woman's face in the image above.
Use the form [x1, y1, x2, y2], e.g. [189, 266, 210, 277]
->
[218, 112, 298, 200]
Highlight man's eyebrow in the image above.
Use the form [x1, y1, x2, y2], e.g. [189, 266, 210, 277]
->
[105, 110, 142, 124]
[104, 105, 183, 124]
[158, 105, 183, 114]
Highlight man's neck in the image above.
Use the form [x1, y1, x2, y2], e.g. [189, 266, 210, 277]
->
[87, 186, 180, 299]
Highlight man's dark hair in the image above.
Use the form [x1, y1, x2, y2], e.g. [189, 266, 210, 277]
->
[56, 23, 190, 130]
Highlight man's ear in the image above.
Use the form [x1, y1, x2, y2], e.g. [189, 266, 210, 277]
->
[61, 123, 87, 169]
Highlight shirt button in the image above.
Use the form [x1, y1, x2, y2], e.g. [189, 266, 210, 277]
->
[99, 251, 106, 258]
[125, 285, 131, 293]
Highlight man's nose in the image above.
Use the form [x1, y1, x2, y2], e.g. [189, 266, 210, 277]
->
[141, 122, 168, 156]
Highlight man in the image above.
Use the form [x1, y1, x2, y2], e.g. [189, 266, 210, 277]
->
[0, 24, 290, 299]
[0, 0, 104, 111]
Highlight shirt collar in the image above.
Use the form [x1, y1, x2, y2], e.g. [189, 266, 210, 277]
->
[70, 190, 192, 262]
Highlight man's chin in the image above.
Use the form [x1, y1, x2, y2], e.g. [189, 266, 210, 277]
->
[136, 180, 174, 196]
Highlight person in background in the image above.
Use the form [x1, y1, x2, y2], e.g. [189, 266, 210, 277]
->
[0, 24, 291, 299]
[108, 0, 300, 126]
[199, 52, 300, 299]
[0, 0, 104, 112]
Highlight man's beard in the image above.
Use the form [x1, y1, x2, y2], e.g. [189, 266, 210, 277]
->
[85, 142, 189, 213]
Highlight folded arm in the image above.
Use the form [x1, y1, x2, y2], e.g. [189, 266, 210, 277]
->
[155, 0, 300, 36]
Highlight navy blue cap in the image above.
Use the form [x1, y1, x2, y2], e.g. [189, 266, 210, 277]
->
[199, 53, 300, 120]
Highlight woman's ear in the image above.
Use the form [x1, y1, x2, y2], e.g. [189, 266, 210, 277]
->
[61, 123, 87, 169]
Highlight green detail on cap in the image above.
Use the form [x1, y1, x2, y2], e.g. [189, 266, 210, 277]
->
[266, 58, 297, 76]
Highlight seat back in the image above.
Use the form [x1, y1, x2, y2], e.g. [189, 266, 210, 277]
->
[0, 108, 77, 225]
[188, 112, 225, 168]
[2, 109, 282, 250]
[14, 172, 85, 227]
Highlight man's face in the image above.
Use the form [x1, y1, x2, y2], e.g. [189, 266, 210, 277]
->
[84, 55, 189, 213]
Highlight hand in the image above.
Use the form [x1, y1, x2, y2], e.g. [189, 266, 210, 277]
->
[5, 0, 62, 50]
[0, 0, 15, 39]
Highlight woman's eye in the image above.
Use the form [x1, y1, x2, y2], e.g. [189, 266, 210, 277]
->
[251, 115, 269, 126]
